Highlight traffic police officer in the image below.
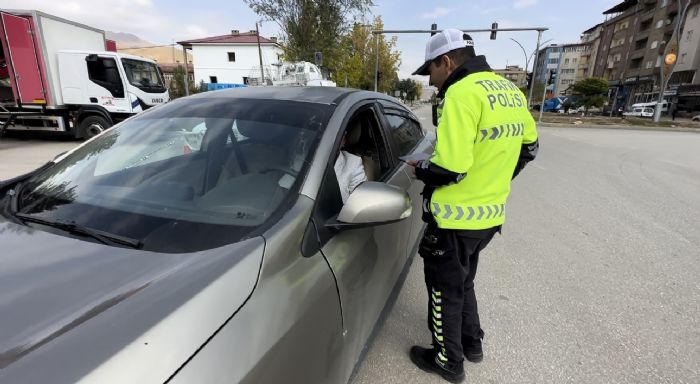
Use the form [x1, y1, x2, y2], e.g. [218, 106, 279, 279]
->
[407, 29, 539, 383]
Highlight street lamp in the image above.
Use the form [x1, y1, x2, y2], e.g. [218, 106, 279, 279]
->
[510, 37, 553, 106]
[509, 38, 529, 85]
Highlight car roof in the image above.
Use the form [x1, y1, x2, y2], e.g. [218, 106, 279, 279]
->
[187, 86, 382, 105]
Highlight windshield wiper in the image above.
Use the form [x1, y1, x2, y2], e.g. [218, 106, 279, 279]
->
[15, 213, 142, 249]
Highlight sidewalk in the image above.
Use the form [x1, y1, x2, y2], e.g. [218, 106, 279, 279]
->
[532, 113, 700, 133]
[536, 121, 700, 133]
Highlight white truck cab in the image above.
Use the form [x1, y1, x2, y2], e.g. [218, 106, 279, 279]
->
[58, 51, 169, 115]
[0, 9, 169, 139]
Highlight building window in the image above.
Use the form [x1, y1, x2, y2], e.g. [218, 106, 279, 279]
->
[209, 76, 218, 83]
[573, 58, 578, 64]
[661, 0, 668, 7]
[635, 38, 648, 50]
[651, 41, 658, 49]
[227, 52, 236, 62]
[565, 58, 570, 64]
[614, 21, 629, 32]
[646, 61, 653, 69]
[656, 20, 664, 29]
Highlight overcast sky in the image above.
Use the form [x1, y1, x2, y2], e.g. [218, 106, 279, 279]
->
[5, 0, 622, 79]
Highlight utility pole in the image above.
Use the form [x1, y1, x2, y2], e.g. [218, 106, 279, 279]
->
[539, 70, 551, 122]
[370, 25, 549, 99]
[374, 32, 380, 92]
[183, 45, 189, 96]
[529, 30, 543, 107]
[256, 22, 265, 84]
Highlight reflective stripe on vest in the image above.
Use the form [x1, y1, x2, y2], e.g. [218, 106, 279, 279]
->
[432, 203, 505, 221]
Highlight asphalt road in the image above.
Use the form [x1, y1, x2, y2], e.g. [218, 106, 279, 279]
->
[0, 132, 79, 180]
[351, 104, 700, 384]
[1, 106, 698, 384]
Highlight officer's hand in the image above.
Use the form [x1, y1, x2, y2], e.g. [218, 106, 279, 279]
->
[403, 160, 418, 177]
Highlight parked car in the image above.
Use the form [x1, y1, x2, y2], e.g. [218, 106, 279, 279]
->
[623, 107, 655, 118]
[0, 87, 430, 384]
[692, 114, 700, 122]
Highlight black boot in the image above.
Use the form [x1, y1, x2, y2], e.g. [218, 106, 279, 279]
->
[409, 346, 465, 383]
[461, 337, 483, 363]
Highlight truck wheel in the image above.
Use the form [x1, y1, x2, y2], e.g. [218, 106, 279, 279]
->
[78, 115, 111, 139]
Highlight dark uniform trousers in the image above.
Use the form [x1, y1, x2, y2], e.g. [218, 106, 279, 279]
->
[418, 223, 498, 366]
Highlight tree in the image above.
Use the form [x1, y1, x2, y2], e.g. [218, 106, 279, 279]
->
[572, 77, 608, 112]
[244, 0, 373, 66]
[334, 17, 401, 92]
[168, 65, 198, 99]
[393, 78, 422, 105]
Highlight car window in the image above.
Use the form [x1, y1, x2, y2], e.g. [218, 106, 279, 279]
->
[92, 118, 250, 176]
[15, 98, 333, 253]
[385, 114, 424, 156]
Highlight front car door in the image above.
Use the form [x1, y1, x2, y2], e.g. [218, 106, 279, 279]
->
[377, 99, 433, 256]
[309, 99, 414, 373]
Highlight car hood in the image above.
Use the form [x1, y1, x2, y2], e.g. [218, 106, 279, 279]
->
[0, 219, 265, 384]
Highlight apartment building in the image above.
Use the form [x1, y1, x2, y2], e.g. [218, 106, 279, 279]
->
[589, 0, 699, 112]
[534, 45, 563, 96]
[534, 43, 589, 97]
[672, 1, 700, 112]
[580, 23, 603, 79]
[558, 43, 590, 95]
[494, 65, 527, 87]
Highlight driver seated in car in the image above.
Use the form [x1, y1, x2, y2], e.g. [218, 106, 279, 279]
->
[334, 131, 367, 204]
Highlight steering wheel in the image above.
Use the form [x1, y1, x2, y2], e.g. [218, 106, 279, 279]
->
[260, 167, 298, 178]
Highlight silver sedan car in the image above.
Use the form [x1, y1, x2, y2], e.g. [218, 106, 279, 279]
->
[0, 87, 431, 383]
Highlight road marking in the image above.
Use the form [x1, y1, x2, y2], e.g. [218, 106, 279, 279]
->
[532, 163, 547, 170]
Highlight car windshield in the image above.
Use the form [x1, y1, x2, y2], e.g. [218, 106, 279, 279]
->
[13, 97, 332, 253]
[121, 58, 167, 93]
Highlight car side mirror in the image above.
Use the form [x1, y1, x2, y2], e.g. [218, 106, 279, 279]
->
[326, 182, 412, 230]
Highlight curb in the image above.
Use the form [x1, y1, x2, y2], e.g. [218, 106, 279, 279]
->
[536, 122, 700, 134]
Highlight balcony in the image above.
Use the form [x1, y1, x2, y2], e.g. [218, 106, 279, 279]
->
[634, 38, 649, 51]
[630, 57, 644, 70]
[638, 18, 653, 32]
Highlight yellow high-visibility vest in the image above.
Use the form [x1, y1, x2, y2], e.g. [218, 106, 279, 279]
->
[430, 71, 538, 230]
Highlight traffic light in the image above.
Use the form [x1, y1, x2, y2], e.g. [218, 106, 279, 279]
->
[431, 23, 438, 36]
[547, 70, 557, 85]
[490, 22, 498, 40]
[526, 72, 533, 88]
[377, 71, 383, 81]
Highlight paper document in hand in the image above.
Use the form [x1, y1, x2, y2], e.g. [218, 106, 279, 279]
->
[399, 152, 431, 163]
